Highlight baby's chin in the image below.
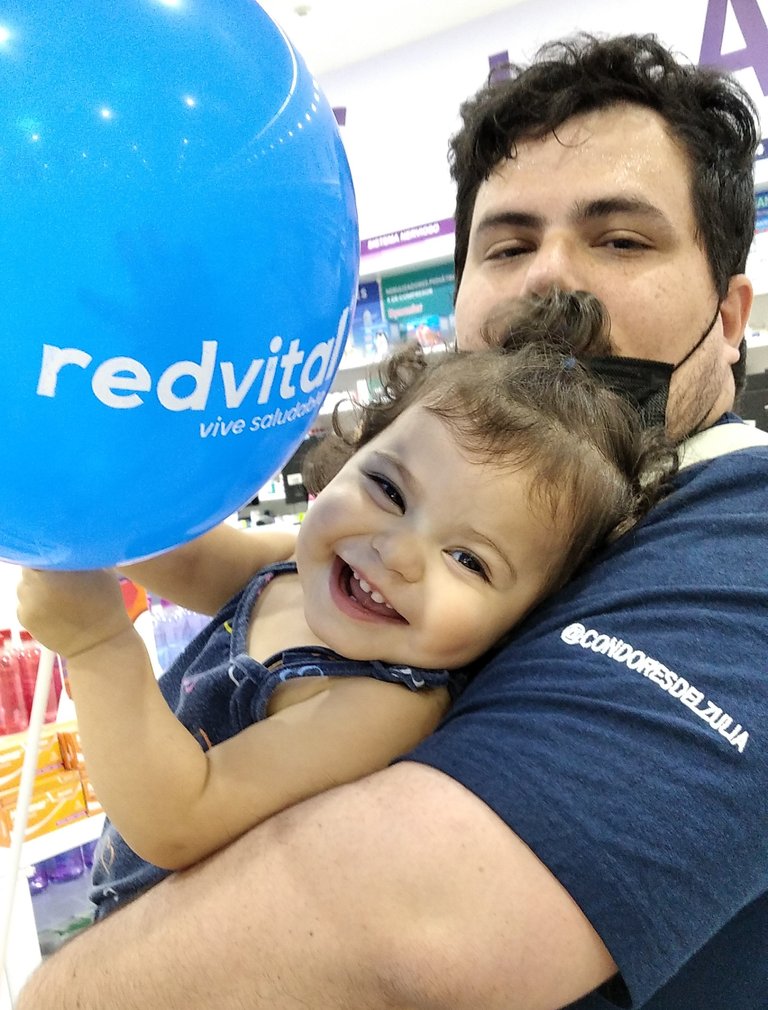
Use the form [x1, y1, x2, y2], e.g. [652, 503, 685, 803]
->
[304, 604, 467, 670]
[313, 630, 444, 670]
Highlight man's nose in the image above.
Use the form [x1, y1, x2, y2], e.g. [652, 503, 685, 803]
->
[519, 237, 582, 298]
[371, 530, 424, 583]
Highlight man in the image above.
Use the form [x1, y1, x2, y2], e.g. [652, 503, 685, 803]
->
[18, 34, 767, 1009]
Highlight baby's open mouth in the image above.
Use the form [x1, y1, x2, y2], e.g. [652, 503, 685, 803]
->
[339, 562, 406, 621]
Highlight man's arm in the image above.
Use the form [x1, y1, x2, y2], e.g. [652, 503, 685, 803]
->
[17, 762, 616, 1010]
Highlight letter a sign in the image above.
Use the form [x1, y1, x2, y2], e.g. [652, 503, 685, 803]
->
[699, 0, 768, 95]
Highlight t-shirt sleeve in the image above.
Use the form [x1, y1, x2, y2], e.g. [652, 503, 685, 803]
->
[403, 449, 768, 1007]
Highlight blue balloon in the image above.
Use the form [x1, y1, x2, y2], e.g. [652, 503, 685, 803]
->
[0, 0, 358, 569]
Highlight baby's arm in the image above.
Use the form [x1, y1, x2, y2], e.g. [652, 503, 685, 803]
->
[119, 523, 298, 616]
[137, 674, 450, 870]
[17, 569, 205, 858]
[17, 568, 450, 871]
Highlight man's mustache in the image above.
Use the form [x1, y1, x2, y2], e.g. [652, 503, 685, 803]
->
[479, 289, 615, 357]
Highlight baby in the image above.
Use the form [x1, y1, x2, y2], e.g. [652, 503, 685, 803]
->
[18, 294, 673, 919]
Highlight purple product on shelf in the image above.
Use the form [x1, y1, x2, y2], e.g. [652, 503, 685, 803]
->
[42, 846, 85, 883]
[81, 839, 98, 868]
[26, 863, 49, 894]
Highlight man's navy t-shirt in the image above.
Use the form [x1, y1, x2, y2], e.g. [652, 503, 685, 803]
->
[407, 436, 768, 1008]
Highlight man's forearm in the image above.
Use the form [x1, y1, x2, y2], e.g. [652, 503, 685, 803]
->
[16, 787, 403, 1010]
[17, 763, 615, 1010]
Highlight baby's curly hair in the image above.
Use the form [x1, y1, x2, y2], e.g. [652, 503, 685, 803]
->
[305, 294, 677, 592]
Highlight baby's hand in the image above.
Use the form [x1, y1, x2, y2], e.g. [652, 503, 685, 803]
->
[17, 569, 134, 660]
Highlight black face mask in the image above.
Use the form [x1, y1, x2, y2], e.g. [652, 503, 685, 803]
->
[585, 304, 722, 430]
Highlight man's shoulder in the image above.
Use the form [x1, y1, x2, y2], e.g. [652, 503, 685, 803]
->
[678, 417, 768, 470]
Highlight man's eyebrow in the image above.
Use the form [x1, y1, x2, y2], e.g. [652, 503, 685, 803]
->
[574, 196, 672, 226]
[474, 198, 673, 234]
[474, 210, 544, 234]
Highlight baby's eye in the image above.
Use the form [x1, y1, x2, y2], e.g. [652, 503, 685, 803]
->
[447, 548, 488, 580]
[367, 473, 405, 512]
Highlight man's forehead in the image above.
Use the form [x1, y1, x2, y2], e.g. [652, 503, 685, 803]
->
[472, 108, 695, 232]
[518, 102, 675, 150]
[483, 103, 688, 185]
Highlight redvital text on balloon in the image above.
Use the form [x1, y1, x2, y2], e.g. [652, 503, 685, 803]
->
[36, 312, 349, 414]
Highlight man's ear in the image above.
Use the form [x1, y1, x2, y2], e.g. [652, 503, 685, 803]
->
[721, 274, 754, 351]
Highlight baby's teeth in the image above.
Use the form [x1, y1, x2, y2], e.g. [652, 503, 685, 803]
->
[351, 571, 392, 609]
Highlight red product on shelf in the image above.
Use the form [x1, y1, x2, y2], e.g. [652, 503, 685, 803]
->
[0, 630, 28, 735]
[15, 630, 61, 724]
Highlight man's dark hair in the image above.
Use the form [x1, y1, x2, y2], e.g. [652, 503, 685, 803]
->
[305, 295, 677, 594]
[449, 33, 760, 391]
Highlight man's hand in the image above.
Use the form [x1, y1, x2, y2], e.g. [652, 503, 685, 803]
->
[17, 568, 134, 660]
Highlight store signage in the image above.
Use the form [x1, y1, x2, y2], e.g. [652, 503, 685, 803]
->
[362, 217, 455, 255]
[381, 263, 456, 346]
[699, 0, 768, 96]
[756, 190, 768, 231]
[489, 51, 512, 83]
[350, 281, 387, 359]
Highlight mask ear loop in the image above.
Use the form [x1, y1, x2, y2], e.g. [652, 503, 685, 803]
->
[674, 303, 721, 371]
[672, 302, 729, 438]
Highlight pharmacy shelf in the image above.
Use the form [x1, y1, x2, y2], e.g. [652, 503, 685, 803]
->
[0, 811, 105, 1005]
[13, 814, 104, 870]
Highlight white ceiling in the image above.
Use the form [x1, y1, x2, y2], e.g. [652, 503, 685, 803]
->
[258, 0, 527, 75]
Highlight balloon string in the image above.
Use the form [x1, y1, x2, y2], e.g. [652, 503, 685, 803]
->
[0, 647, 55, 1003]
